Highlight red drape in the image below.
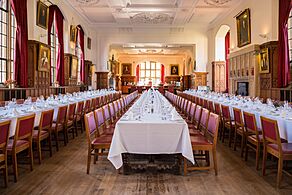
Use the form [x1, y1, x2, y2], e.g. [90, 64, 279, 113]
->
[161, 64, 165, 83]
[77, 25, 85, 83]
[10, 0, 28, 87]
[136, 64, 139, 82]
[225, 31, 230, 92]
[48, 5, 64, 86]
[278, 0, 292, 87]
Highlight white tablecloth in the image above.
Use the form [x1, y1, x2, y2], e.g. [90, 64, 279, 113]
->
[184, 91, 292, 143]
[108, 90, 194, 169]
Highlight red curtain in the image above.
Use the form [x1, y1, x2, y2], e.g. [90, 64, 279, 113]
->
[10, 0, 28, 87]
[48, 5, 64, 86]
[77, 25, 85, 83]
[225, 31, 230, 92]
[278, 0, 292, 87]
[161, 64, 165, 83]
[136, 64, 139, 82]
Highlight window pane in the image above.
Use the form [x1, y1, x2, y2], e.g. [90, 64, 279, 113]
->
[145, 70, 150, 77]
[140, 62, 145, 70]
[156, 70, 161, 77]
[150, 62, 155, 69]
[140, 70, 145, 77]
[146, 61, 150, 69]
[151, 70, 155, 77]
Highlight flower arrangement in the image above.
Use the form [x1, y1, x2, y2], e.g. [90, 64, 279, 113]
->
[4, 79, 16, 88]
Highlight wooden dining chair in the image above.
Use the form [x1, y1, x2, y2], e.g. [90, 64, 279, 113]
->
[91, 98, 97, 111]
[0, 120, 11, 187]
[261, 116, 292, 188]
[108, 102, 117, 124]
[75, 101, 84, 136]
[102, 104, 115, 129]
[95, 97, 101, 109]
[67, 103, 77, 140]
[33, 109, 54, 164]
[184, 113, 220, 176]
[243, 111, 262, 170]
[84, 112, 112, 174]
[52, 105, 68, 151]
[203, 99, 208, 109]
[186, 103, 196, 125]
[7, 114, 35, 182]
[199, 108, 210, 135]
[208, 101, 214, 113]
[233, 108, 245, 156]
[221, 105, 234, 147]
[94, 108, 114, 136]
[84, 99, 91, 114]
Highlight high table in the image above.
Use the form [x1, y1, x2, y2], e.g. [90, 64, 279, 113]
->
[108, 89, 194, 171]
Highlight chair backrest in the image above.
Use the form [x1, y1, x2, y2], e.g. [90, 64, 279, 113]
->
[203, 99, 208, 108]
[260, 116, 281, 145]
[221, 105, 230, 121]
[108, 102, 116, 120]
[96, 97, 101, 108]
[185, 100, 191, 115]
[15, 114, 35, 140]
[243, 111, 258, 134]
[68, 103, 76, 121]
[214, 103, 221, 116]
[194, 105, 202, 126]
[0, 120, 10, 150]
[200, 108, 210, 133]
[206, 113, 220, 145]
[56, 105, 68, 124]
[119, 98, 125, 111]
[233, 107, 243, 127]
[84, 112, 98, 144]
[76, 101, 84, 115]
[84, 99, 91, 113]
[188, 103, 196, 122]
[113, 101, 119, 114]
[208, 101, 214, 113]
[39, 109, 54, 130]
[91, 98, 96, 111]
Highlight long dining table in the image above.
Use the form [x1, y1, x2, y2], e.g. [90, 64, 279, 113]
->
[0, 89, 117, 137]
[108, 89, 194, 170]
[184, 90, 292, 143]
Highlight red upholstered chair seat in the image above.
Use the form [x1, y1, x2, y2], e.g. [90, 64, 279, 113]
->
[190, 135, 212, 145]
[267, 143, 292, 154]
[248, 134, 287, 144]
[7, 139, 30, 151]
[32, 130, 49, 139]
[91, 135, 112, 146]
[189, 129, 201, 136]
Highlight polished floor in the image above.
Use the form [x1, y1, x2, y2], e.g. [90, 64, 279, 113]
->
[0, 133, 292, 195]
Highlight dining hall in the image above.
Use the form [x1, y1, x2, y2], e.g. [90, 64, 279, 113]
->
[0, 0, 292, 194]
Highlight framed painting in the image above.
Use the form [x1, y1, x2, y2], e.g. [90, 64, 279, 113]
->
[122, 63, 132, 75]
[259, 48, 269, 74]
[87, 37, 91, 49]
[36, 1, 48, 29]
[71, 56, 78, 78]
[38, 44, 50, 72]
[170, 64, 179, 75]
[70, 25, 77, 43]
[236, 8, 251, 48]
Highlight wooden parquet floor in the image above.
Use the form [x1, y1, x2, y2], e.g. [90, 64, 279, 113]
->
[1, 133, 292, 195]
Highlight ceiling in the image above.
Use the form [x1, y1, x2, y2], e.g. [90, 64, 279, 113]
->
[66, 0, 243, 28]
[110, 43, 195, 55]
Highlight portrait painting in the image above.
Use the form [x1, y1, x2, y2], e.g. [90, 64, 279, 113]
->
[170, 64, 179, 75]
[259, 48, 269, 74]
[36, 1, 48, 29]
[122, 63, 132, 75]
[70, 25, 77, 43]
[71, 57, 78, 78]
[38, 44, 50, 72]
[236, 8, 251, 48]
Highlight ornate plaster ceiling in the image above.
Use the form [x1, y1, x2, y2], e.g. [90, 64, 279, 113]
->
[66, 0, 243, 28]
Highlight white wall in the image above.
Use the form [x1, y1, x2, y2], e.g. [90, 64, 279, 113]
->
[207, 0, 279, 88]
[27, 0, 97, 64]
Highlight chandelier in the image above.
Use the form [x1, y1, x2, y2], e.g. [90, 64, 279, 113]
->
[204, 0, 232, 6]
[76, 0, 100, 5]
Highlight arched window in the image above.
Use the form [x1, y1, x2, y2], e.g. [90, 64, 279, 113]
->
[139, 61, 161, 86]
[0, 0, 16, 83]
[288, 10, 292, 68]
[50, 16, 58, 84]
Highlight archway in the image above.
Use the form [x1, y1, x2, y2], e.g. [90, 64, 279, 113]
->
[214, 25, 230, 92]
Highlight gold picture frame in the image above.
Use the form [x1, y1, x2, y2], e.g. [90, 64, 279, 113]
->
[70, 25, 77, 43]
[122, 63, 132, 75]
[71, 56, 78, 78]
[38, 44, 50, 72]
[170, 64, 179, 75]
[36, 1, 48, 29]
[259, 48, 270, 74]
[236, 8, 251, 48]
